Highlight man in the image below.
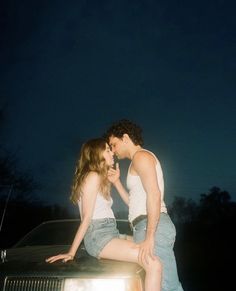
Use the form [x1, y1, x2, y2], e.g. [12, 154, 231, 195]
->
[105, 119, 184, 291]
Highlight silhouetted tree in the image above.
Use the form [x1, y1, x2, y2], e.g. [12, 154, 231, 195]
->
[170, 187, 236, 291]
[0, 106, 71, 247]
[198, 186, 232, 224]
[0, 106, 40, 214]
[169, 196, 198, 225]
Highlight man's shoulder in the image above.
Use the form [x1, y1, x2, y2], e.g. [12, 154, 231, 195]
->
[133, 150, 156, 164]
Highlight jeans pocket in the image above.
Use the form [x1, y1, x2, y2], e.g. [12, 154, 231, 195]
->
[133, 228, 146, 243]
[87, 223, 94, 232]
[155, 215, 176, 247]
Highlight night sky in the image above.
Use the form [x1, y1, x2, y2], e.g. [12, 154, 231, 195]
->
[1, 0, 235, 214]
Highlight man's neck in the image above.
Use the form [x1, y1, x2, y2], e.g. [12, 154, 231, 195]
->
[129, 145, 142, 160]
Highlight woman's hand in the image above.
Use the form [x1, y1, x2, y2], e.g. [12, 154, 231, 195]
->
[107, 163, 120, 184]
[46, 253, 74, 263]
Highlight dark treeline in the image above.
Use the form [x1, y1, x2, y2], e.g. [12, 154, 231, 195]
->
[0, 158, 72, 248]
[0, 188, 72, 248]
[169, 187, 236, 291]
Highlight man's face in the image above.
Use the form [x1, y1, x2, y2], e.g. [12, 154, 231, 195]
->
[109, 135, 127, 159]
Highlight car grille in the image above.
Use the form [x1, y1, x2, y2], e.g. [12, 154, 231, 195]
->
[4, 277, 63, 291]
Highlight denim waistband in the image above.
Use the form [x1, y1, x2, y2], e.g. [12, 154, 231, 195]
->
[130, 213, 168, 230]
[91, 217, 115, 223]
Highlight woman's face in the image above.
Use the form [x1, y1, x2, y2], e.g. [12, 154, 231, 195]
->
[103, 143, 114, 167]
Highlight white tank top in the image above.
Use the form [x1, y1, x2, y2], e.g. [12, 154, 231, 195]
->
[127, 149, 167, 222]
[78, 192, 115, 219]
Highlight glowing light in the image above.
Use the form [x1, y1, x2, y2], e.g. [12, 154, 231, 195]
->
[64, 278, 127, 291]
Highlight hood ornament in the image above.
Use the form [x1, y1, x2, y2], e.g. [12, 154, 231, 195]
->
[1, 249, 7, 263]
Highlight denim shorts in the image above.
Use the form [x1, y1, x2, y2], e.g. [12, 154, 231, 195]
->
[84, 218, 119, 258]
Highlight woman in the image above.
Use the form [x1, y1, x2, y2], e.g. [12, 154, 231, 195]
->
[46, 138, 162, 291]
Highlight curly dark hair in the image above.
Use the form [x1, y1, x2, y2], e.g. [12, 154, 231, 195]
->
[104, 119, 144, 146]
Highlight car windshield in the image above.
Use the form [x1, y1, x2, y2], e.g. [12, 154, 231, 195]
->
[15, 220, 80, 247]
[14, 219, 132, 247]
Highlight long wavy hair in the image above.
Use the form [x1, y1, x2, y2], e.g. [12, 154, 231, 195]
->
[70, 138, 111, 204]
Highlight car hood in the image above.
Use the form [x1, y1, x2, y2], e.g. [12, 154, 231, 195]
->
[0, 245, 142, 277]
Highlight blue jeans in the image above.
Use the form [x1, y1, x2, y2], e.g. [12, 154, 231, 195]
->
[133, 213, 184, 291]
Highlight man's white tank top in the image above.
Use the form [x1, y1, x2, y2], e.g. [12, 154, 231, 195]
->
[78, 192, 115, 219]
[127, 149, 167, 222]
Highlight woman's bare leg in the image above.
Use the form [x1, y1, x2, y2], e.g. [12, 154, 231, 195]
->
[99, 238, 162, 291]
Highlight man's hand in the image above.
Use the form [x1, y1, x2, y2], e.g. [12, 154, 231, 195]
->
[138, 237, 156, 265]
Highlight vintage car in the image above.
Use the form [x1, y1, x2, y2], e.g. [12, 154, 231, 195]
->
[0, 219, 144, 291]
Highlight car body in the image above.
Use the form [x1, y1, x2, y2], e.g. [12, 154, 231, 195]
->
[0, 219, 144, 291]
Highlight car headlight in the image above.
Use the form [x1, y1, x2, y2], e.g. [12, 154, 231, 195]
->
[64, 278, 143, 291]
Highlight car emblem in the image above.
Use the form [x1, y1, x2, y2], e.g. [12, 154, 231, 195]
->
[1, 250, 7, 263]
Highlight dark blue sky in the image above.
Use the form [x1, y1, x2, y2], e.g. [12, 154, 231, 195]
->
[1, 0, 235, 213]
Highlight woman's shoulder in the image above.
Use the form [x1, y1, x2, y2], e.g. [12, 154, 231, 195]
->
[81, 171, 101, 194]
[85, 171, 101, 183]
